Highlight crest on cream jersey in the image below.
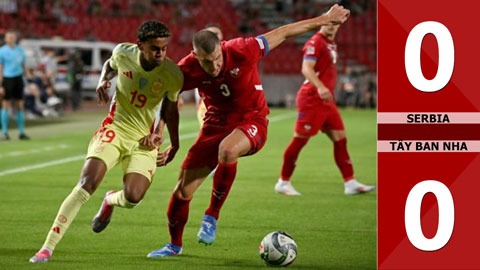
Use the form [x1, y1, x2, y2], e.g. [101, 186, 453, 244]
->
[139, 77, 148, 89]
[152, 81, 163, 94]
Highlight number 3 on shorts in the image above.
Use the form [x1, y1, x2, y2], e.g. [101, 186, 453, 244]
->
[247, 125, 258, 137]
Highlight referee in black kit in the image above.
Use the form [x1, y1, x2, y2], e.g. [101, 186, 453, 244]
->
[0, 30, 32, 140]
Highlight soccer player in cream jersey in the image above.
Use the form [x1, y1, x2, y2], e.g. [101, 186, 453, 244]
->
[29, 21, 183, 263]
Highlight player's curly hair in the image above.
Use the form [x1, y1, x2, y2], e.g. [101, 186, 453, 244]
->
[137, 21, 171, 42]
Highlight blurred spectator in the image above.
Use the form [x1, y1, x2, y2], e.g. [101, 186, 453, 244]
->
[110, 0, 123, 17]
[339, 0, 367, 15]
[40, 48, 58, 86]
[87, 0, 102, 16]
[67, 50, 84, 111]
[25, 68, 62, 117]
[130, 0, 151, 17]
[23, 92, 43, 118]
[337, 66, 358, 108]
[35, 0, 46, 13]
[39, 48, 68, 88]
[52, 1, 77, 24]
[151, 0, 163, 6]
[0, 0, 17, 14]
[364, 74, 376, 108]
[37, 1, 57, 25]
[84, 30, 98, 42]
[293, 0, 313, 20]
[238, 19, 254, 35]
[0, 29, 4, 46]
[179, 21, 196, 45]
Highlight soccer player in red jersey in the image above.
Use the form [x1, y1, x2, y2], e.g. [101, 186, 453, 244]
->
[195, 24, 223, 126]
[274, 22, 375, 196]
[147, 4, 350, 258]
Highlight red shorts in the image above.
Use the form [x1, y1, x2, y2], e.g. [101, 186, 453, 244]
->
[294, 91, 344, 136]
[182, 117, 268, 170]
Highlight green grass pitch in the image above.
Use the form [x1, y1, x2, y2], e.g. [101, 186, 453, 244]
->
[0, 106, 376, 270]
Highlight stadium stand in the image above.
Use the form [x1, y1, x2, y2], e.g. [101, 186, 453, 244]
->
[0, 0, 375, 72]
[0, 0, 376, 108]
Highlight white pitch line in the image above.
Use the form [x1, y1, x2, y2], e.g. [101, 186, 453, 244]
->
[0, 155, 85, 177]
[268, 112, 296, 122]
[0, 112, 295, 178]
[0, 144, 69, 159]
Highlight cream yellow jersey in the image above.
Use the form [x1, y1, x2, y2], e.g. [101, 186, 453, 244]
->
[104, 43, 183, 140]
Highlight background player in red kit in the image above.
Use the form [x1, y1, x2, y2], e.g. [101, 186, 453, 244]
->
[147, 4, 351, 258]
[274, 22, 375, 196]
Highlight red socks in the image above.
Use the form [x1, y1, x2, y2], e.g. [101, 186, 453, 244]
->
[281, 136, 354, 182]
[280, 137, 309, 181]
[334, 138, 354, 181]
[205, 162, 237, 219]
[168, 162, 239, 245]
[167, 195, 191, 246]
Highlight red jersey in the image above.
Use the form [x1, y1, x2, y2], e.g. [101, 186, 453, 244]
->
[179, 36, 270, 124]
[300, 32, 338, 100]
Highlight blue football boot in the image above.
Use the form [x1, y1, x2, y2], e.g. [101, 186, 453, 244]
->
[197, 214, 217, 245]
[147, 243, 182, 258]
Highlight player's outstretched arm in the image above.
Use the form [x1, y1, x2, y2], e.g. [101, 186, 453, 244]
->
[157, 98, 180, 166]
[96, 60, 117, 105]
[261, 4, 349, 52]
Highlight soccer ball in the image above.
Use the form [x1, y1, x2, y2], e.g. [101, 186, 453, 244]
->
[258, 231, 297, 267]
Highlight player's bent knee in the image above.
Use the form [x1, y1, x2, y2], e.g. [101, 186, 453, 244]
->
[78, 158, 107, 194]
[174, 186, 194, 200]
[334, 133, 346, 142]
[218, 145, 239, 163]
[326, 130, 346, 142]
[78, 176, 101, 194]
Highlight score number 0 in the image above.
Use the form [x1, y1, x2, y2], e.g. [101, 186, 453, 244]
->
[403, 21, 455, 251]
